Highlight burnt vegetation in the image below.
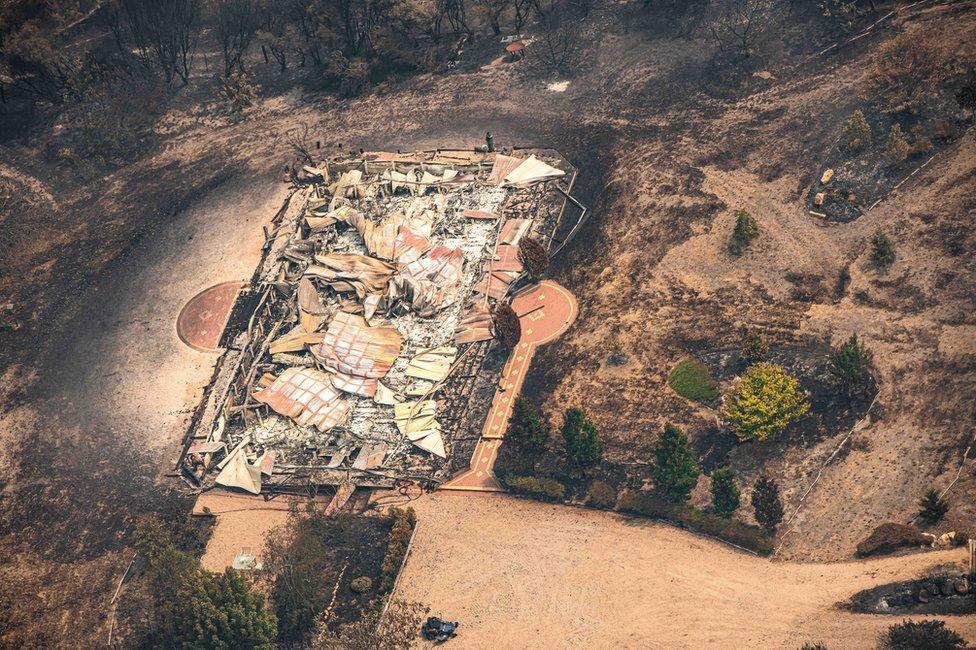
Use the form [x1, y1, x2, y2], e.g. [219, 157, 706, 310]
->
[2, 0, 976, 645]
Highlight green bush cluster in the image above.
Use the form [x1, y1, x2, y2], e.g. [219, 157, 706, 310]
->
[507, 398, 551, 452]
[668, 358, 718, 402]
[562, 408, 603, 467]
[917, 488, 949, 524]
[650, 423, 701, 504]
[842, 109, 873, 152]
[505, 475, 567, 502]
[617, 491, 774, 555]
[724, 363, 810, 441]
[751, 475, 785, 534]
[380, 507, 416, 593]
[828, 333, 874, 398]
[885, 123, 910, 165]
[123, 515, 276, 649]
[730, 209, 760, 254]
[710, 469, 741, 518]
[871, 231, 895, 267]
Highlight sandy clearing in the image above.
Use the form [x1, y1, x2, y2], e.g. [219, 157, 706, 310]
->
[396, 493, 975, 649]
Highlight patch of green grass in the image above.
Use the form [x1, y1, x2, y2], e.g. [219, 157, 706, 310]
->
[668, 358, 718, 403]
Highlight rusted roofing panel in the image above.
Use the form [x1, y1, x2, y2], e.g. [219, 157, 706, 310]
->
[488, 154, 525, 186]
[313, 312, 403, 383]
[391, 227, 433, 265]
[253, 367, 350, 431]
[462, 209, 498, 220]
[454, 302, 494, 344]
[491, 244, 524, 272]
[473, 270, 517, 300]
[400, 245, 464, 286]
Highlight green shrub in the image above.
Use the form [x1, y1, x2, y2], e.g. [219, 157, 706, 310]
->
[173, 569, 277, 649]
[507, 398, 551, 452]
[871, 231, 895, 267]
[885, 123, 910, 165]
[710, 468, 741, 518]
[586, 480, 618, 509]
[724, 363, 810, 441]
[668, 358, 718, 402]
[217, 71, 261, 113]
[751, 475, 785, 534]
[879, 619, 967, 650]
[917, 488, 949, 524]
[505, 475, 567, 501]
[617, 491, 773, 555]
[842, 109, 872, 152]
[349, 576, 372, 594]
[123, 515, 275, 649]
[380, 507, 416, 593]
[744, 332, 769, 362]
[562, 408, 603, 467]
[650, 423, 701, 504]
[730, 209, 759, 254]
[828, 333, 874, 398]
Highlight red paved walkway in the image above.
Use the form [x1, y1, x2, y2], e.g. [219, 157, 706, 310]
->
[441, 280, 578, 492]
[176, 281, 243, 352]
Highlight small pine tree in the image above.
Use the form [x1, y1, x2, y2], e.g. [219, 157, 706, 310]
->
[173, 569, 277, 649]
[828, 333, 874, 397]
[710, 468, 741, 517]
[752, 475, 784, 534]
[870, 231, 895, 267]
[885, 123, 910, 165]
[650, 423, 701, 504]
[880, 619, 966, 650]
[731, 209, 759, 254]
[562, 408, 603, 467]
[842, 109, 872, 152]
[744, 332, 769, 362]
[507, 398, 550, 452]
[724, 363, 810, 441]
[917, 488, 949, 523]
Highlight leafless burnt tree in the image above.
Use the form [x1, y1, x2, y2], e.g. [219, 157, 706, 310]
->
[118, 0, 200, 84]
[513, 0, 533, 31]
[213, 0, 260, 77]
[286, 122, 315, 164]
[709, 0, 774, 58]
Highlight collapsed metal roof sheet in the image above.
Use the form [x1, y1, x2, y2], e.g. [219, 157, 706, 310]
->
[312, 311, 402, 397]
[253, 367, 350, 431]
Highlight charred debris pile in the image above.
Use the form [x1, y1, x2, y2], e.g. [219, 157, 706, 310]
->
[177, 148, 584, 504]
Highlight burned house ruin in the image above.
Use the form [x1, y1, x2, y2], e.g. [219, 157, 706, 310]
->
[177, 147, 585, 507]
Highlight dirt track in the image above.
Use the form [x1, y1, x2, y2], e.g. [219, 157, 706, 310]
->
[397, 493, 976, 649]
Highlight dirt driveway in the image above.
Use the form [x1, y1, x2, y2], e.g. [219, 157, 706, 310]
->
[396, 493, 975, 649]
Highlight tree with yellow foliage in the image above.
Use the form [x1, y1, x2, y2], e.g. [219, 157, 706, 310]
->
[723, 363, 810, 441]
